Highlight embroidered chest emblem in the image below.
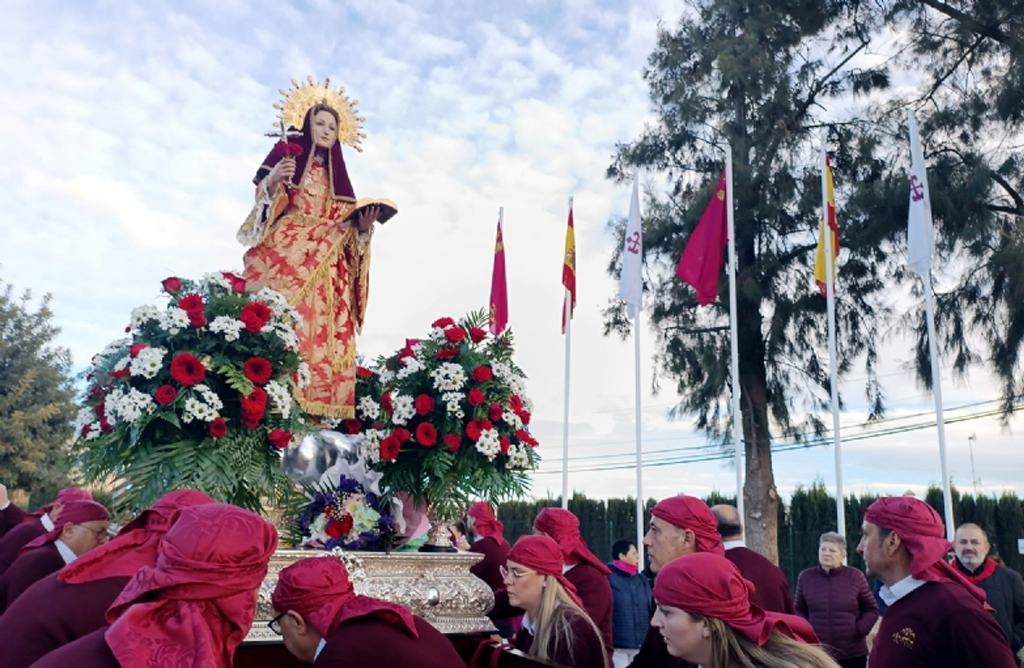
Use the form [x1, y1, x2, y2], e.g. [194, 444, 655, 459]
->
[892, 627, 916, 649]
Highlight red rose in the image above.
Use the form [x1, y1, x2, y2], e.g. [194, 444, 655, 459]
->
[415, 423, 438, 447]
[469, 327, 487, 343]
[479, 419, 493, 431]
[243, 357, 273, 385]
[381, 393, 393, 416]
[444, 327, 466, 344]
[380, 436, 401, 461]
[489, 402, 503, 422]
[443, 434, 462, 452]
[285, 142, 304, 158]
[110, 368, 130, 379]
[268, 428, 292, 449]
[97, 415, 112, 433]
[154, 385, 178, 405]
[325, 515, 353, 538]
[517, 429, 539, 447]
[499, 437, 511, 455]
[519, 411, 531, 426]
[414, 394, 434, 416]
[344, 419, 363, 435]
[432, 317, 455, 329]
[472, 366, 493, 382]
[509, 394, 524, 412]
[465, 421, 482, 442]
[239, 302, 272, 333]
[188, 311, 207, 328]
[208, 418, 227, 438]
[129, 344, 147, 358]
[399, 346, 415, 360]
[161, 277, 182, 293]
[222, 272, 248, 293]
[356, 366, 373, 379]
[467, 388, 485, 406]
[393, 428, 411, 444]
[178, 294, 204, 314]
[435, 348, 459, 361]
[170, 353, 205, 386]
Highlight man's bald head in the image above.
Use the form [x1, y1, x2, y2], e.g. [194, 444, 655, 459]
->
[711, 504, 743, 541]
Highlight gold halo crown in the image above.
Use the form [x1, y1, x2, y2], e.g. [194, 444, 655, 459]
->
[273, 76, 367, 152]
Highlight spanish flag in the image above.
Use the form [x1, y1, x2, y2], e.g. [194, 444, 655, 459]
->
[814, 154, 839, 297]
[561, 204, 576, 334]
[489, 213, 508, 336]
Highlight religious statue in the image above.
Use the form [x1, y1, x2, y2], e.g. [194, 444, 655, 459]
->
[237, 78, 396, 420]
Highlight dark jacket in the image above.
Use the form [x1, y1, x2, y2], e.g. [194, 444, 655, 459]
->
[607, 561, 651, 649]
[955, 558, 1024, 655]
[795, 564, 879, 660]
[724, 546, 796, 614]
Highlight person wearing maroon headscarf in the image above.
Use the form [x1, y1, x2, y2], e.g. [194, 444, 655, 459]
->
[270, 556, 464, 667]
[0, 482, 29, 539]
[26, 502, 277, 668]
[0, 487, 93, 572]
[534, 507, 614, 660]
[465, 501, 516, 636]
[0, 499, 110, 611]
[711, 504, 796, 615]
[857, 496, 1017, 668]
[504, 535, 608, 668]
[651, 552, 833, 668]
[627, 495, 725, 668]
[0, 490, 215, 668]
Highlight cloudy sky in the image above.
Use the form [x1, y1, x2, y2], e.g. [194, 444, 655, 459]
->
[3, 0, 1021, 510]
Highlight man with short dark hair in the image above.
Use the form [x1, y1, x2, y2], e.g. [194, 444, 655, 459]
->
[711, 503, 796, 614]
[953, 523, 1024, 664]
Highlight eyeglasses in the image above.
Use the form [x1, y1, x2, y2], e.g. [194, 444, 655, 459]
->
[499, 565, 536, 581]
[75, 524, 110, 542]
[268, 612, 286, 636]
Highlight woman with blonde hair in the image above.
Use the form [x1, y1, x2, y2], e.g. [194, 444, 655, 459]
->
[503, 535, 608, 668]
[651, 552, 841, 668]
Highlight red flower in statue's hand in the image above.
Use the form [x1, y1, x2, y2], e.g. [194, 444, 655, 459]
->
[356, 366, 373, 379]
[344, 419, 363, 435]
[170, 353, 206, 386]
[154, 385, 178, 406]
[393, 428, 411, 444]
[436, 348, 459, 361]
[432, 317, 455, 329]
[178, 294, 204, 314]
[268, 428, 292, 449]
[471, 366, 492, 383]
[161, 277, 182, 293]
[209, 418, 227, 438]
[240, 302, 273, 333]
[414, 394, 434, 416]
[499, 437, 511, 455]
[517, 429, 538, 447]
[415, 423, 438, 447]
[469, 327, 487, 343]
[467, 389, 485, 406]
[243, 357, 273, 385]
[285, 142, 304, 158]
[489, 402, 503, 422]
[222, 272, 248, 293]
[325, 515, 353, 538]
[444, 434, 461, 452]
[129, 344, 147, 358]
[380, 436, 401, 461]
[444, 328, 466, 344]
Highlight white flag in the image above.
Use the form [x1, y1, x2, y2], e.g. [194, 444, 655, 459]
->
[907, 110, 934, 276]
[619, 174, 644, 319]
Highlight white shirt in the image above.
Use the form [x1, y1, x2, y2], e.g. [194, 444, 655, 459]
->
[54, 539, 78, 564]
[878, 574, 927, 607]
[314, 638, 327, 662]
[521, 613, 536, 635]
[722, 539, 745, 550]
[41, 514, 55, 531]
[0, 500, 10, 510]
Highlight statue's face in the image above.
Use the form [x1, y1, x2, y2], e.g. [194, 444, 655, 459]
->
[312, 110, 338, 149]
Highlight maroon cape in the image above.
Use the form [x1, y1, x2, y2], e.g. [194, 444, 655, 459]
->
[0, 572, 130, 668]
[566, 561, 614, 660]
[0, 519, 46, 575]
[314, 615, 464, 668]
[513, 607, 607, 668]
[16, 627, 119, 668]
[0, 541, 65, 612]
[724, 546, 796, 615]
[0, 503, 27, 539]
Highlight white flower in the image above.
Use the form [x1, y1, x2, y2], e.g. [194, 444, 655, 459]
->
[296, 362, 312, 389]
[378, 369, 395, 385]
[428, 327, 447, 342]
[522, 395, 535, 412]
[396, 356, 423, 380]
[73, 407, 93, 432]
[158, 307, 190, 335]
[410, 343, 423, 356]
[85, 423, 102, 440]
[108, 387, 156, 426]
[358, 396, 381, 421]
[430, 363, 466, 392]
[193, 384, 224, 411]
[391, 393, 415, 425]
[266, 380, 293, 419]
[362, 429, 384, 465]
[508, 443, 530, 469]
[475, 428, 501, 461]
[209, 316, 245, 342]
[112, 356, 130, 372]
[130, 305, 161, 329]
[202, 272, 233, 291]
[182, 397, 218, 423]
[273, 323, 300, 350]
[503, 409, 524, 430]
[129, 347, 167, 380]
[320, 417, 342, 429]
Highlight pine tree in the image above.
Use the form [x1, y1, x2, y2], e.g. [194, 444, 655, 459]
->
[0, 279, 76, 505]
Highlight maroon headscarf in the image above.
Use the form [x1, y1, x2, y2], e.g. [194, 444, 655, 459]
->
[28, 487, 93, 520]
[650, 495, 725, 556]
[468, 501, 507, 546]
[533, 508, 611, 575]
[653, 553, 818, 646]
[104, 503, 278, 668]
[60, 489, 215, 584]
[254, 104, 355, 201]
[864, 496, 987, 605]
[20, 500, 110, 554]
[272, 557, 418, 639]
[507, 535, 583, 607]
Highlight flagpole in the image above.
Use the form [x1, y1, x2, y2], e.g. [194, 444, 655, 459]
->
[633, 302, 644, 554]
[725, 147, 744, 521]
[821, 136, 846, 537]
[561, 196, 573, 509]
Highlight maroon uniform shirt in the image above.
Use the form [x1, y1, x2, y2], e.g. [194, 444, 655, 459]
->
[0, 503, 28, 539]
[0, 541, 66, 611]
[513, 606, 608, 668]
[566, 561, 614, 660]
[315, 615, 465, 668]
[0, 519, 46, 575]
[0, 571, 131, 668]
[16, 627, 119, 668]
[724, 546, 796, 614]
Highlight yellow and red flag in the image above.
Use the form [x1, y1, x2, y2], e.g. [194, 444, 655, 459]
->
[814, 154, 839, 297]
[489, 216, 508, 335]
[561, 205, 576, 333]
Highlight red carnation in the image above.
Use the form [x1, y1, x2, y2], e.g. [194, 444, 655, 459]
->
[110, 368, 130, 379]
[489, 402, 503, 422]
[472, 366, 493, 383]
[517, 429, 539, 447]
[393, 428, 411, 444]
[268, 428, 292, 449]
[509, 394, 524, 412]
[519, 411, 531, 426]
[499, 437, 511, 455]
[415, 394, 434, 416]
[399, 346, 415, 361]
[94, 402, 106, 417]
[465, 421, 482, 442]
[436, 348, 459, 361]
[81, 424, 92, 437]
[222, 272, 248, 293]
[285, 142, 304, 158]
[240, 387, 268, 428]
[356, 366, 373, 379]
[208, 418, 227, 438]
[444, 327, 466, 344]
[154, 385, 178, 406]
[381, 392, 393, 416]
[243, 357, 273, 385]
[479, 418, 493, 431]
[380, 436, 401, 462]
[415, 422, 438, 447]
[326, 515, 353, 538]
[161, 277, 182, 293]
[188, 310, 207, 328]
[344, 419, 363, 435]
[99, 416, 113, 433]
[469, 327, 487, 343]
[444, 434, 462, 452]
[129, 344, 147, 358]
[178, 294, 204, 314]
[240, 302, 273, 333]
[468, 388, 485, 406]
[170, 353, 206, 386]
[432, 317, 455, 329]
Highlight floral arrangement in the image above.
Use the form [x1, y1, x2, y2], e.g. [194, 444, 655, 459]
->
[294, 475, 396, 551]
[343, 310, 539, 522]
[71, 272, 311, 515]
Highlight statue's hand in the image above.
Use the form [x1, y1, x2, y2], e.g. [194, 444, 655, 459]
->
[267, 158, 297, 195]
[356, 205, 380, 232]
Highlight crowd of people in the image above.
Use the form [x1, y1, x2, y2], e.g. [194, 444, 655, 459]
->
[1, 479, 1022, 668]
